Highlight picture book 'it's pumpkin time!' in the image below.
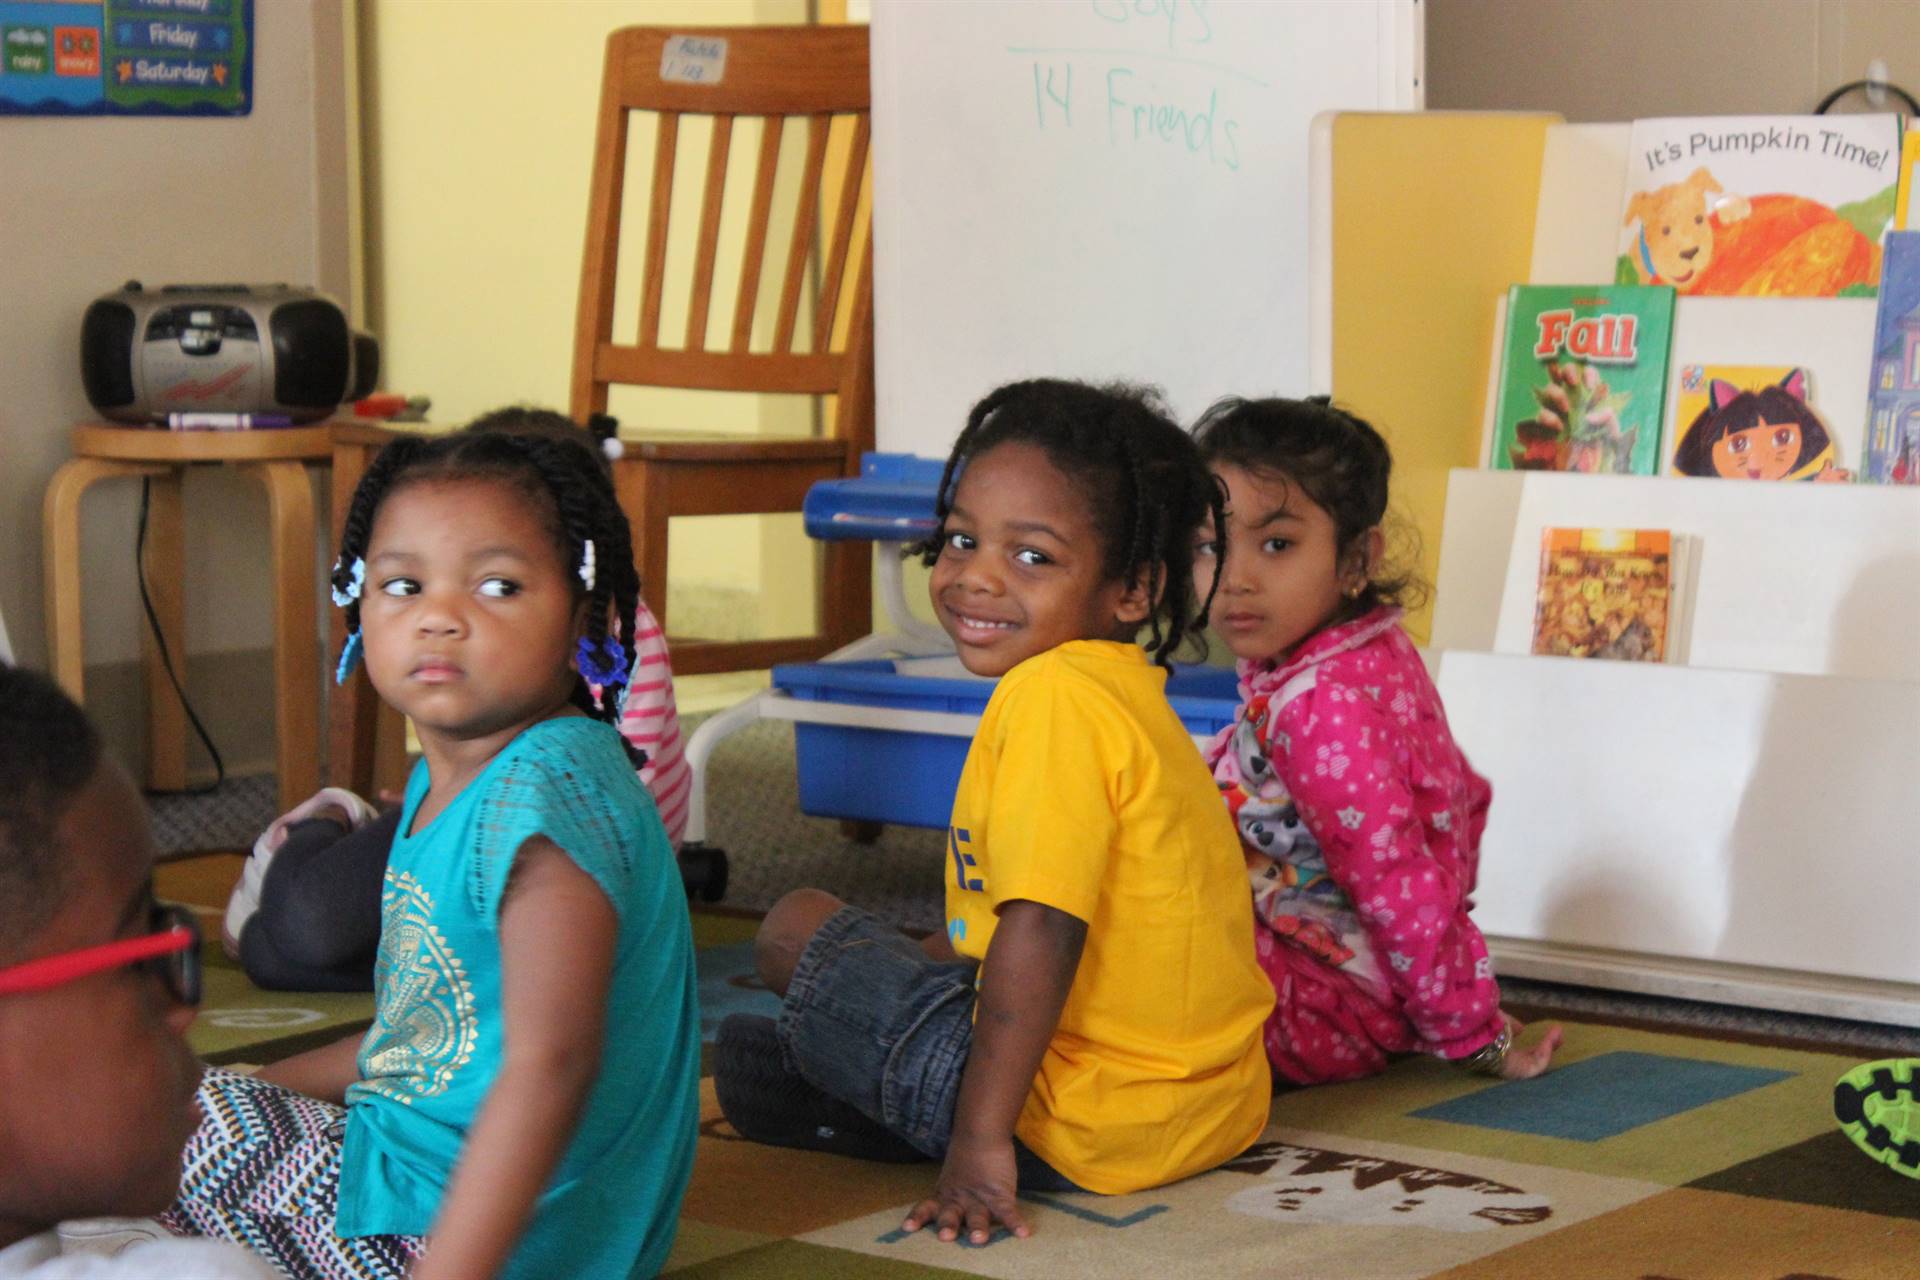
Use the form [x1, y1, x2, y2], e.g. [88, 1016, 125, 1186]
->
[1619, 114, 1900, 297]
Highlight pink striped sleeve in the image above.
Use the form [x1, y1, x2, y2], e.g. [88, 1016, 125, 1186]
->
[619, 599, 691, 848]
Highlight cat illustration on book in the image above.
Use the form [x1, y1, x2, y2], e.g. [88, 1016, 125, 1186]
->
[1670, 367, 1846, 481]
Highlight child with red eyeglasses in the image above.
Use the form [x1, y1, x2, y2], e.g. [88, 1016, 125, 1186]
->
[0, 664, 274, 1279]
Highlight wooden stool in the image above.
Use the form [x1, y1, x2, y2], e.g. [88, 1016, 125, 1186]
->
[43, 424, 334, 812]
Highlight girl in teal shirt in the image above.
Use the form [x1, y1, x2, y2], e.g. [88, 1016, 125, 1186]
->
[162, 414, 700, 1279]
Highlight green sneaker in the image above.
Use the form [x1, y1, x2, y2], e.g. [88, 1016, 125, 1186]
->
[1834, 1059, 1920, 1177]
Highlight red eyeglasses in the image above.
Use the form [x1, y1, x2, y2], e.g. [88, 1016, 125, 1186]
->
[0, 902, 201, 1006]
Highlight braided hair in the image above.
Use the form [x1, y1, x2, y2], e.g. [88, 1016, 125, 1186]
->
[915, 378, 1223, 667]
[331, 408, 643, 742]
[1192, 394, 1427, 620]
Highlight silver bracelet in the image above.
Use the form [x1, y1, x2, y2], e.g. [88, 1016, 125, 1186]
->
[1459, 1021, 1514, 1076]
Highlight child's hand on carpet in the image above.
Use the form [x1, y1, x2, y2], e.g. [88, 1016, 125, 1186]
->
[1494, 1015, 1563, 1080]
[902, 1134, 1029, 1245]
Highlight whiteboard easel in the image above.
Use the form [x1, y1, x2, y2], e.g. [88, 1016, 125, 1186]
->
[870, 0, 1422, 456]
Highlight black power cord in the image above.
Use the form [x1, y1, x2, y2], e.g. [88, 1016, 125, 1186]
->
[136, 477, 226, 795]
[1814, 80, 1920, 115]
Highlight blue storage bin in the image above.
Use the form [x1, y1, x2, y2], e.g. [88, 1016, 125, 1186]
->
[801, 453, 947, 542]
[771, 659, 1242, 829]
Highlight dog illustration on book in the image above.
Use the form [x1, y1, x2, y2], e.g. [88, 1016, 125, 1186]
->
[1220, 1140, 1553, 1232]
[1624, 167, 1752, 291]
[1623, 166, 1879, 296]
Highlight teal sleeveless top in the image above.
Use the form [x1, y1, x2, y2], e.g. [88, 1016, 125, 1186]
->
[336, 716, 699, 1278]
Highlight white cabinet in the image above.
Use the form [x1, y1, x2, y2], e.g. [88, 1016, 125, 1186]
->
[1431, 468, 1920, 1023]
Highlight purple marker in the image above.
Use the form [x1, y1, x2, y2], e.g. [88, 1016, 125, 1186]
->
[167, 413, 298, 430]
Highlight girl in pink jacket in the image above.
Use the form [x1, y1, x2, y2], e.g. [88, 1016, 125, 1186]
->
[1194, 396, 1560, 1086]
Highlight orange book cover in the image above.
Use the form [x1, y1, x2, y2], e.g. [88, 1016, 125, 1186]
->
[1532, 528, 1675, 662]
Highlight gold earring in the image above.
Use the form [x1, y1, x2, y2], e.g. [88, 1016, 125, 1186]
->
[1344, 582, 1365, 599]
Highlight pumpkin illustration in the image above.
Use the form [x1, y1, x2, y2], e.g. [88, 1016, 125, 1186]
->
[1688, 194, 1880, 296]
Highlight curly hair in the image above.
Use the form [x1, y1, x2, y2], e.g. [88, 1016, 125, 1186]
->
[1193, 394, 1427, 621]
[0, 665, 103, 958]
[916, 378, 1224, 666]
[331, 408, 641, 735]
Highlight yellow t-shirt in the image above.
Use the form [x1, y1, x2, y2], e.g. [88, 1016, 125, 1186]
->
[944, 640, 1274, 1195]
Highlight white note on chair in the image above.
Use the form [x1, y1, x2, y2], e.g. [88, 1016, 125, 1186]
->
[660, 34, 727, 86]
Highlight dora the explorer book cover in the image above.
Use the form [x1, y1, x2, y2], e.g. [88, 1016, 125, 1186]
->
[1532, 528, 1676, 663]
[1668, 364, 1847, 480]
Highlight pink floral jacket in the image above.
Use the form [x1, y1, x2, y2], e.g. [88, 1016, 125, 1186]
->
[1206, 607, 1503, 1060]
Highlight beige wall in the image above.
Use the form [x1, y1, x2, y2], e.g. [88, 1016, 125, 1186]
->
[0, 2, 350, 674]
[359, 0, 819, 639]
[1429, 0, 1920, 120]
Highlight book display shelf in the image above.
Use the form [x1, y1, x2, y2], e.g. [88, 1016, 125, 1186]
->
[1318, 113, 1920, 1024]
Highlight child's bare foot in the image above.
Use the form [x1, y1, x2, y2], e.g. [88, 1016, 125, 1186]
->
[1494, 1017, 1563, 1080]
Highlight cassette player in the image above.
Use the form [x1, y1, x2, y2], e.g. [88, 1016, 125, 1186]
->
[81, 282, 379, 425]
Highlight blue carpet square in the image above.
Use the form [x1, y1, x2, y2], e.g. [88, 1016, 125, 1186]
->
[1412, 1050, 1793, 1141]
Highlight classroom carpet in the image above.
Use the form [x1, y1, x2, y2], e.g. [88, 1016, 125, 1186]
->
[155, 854, 1919, 1279]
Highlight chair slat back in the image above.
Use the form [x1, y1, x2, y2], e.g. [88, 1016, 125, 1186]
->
[685, 115, 734, 349]
[730, 120, 786, 355]
[572, 24, 874, 451]
[772, 114, 832, 356]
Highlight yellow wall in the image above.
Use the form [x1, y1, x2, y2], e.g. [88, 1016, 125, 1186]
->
[1328, 113, 1560, 644]
[360, 0, 816, 637]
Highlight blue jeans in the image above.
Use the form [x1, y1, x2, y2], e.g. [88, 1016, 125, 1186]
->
[777, 904, 1084, 1192]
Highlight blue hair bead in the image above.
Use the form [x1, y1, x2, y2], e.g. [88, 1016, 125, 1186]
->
[575, 635, 630, 691]
[334, 631, 363, 686]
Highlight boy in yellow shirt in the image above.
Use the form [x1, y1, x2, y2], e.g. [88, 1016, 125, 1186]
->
[715, 380, 1273, 1244]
